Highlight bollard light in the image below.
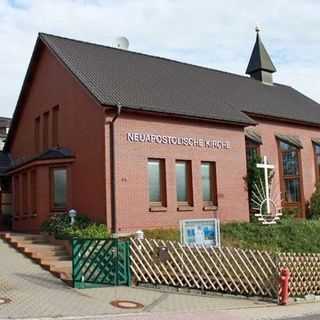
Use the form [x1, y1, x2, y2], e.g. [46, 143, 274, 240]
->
[68, 209, 77, 225]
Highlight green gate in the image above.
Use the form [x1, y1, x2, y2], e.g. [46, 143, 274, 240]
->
[72, 238, 131, 289]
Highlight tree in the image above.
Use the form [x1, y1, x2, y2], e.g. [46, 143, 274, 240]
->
[244, 155, 274, 221]
[310, 183, 320, 219]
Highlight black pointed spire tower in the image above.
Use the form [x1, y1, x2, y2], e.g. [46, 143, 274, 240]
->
[246, 26, 276, 84]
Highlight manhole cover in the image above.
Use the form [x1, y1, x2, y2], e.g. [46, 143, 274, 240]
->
[0, 298, 11, 305]
[110, 300, 144, 309]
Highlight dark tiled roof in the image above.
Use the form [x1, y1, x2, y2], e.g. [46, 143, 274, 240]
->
[39, 33, 320, 127]
[8, 148, 74, 171]
[39, 33, 257, 126]
[0, 152, 11, 176]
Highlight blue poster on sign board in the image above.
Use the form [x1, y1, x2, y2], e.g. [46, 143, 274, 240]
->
[180, 218, 220, 247]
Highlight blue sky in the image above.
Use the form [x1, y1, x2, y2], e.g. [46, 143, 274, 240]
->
[1, 0, 320, 117]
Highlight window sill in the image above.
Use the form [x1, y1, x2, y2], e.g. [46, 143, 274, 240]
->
[203, 205, 218, 211]
[177, 206, 193, 212]
[149, 206, 167, 212]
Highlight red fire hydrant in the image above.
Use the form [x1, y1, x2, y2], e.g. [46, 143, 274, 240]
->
[279, 267, 290, 305]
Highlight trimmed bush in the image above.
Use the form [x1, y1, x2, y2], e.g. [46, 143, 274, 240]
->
[221, 219, 320, 253]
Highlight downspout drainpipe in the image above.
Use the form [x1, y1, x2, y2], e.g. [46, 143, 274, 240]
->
[110, 103, 122, 235]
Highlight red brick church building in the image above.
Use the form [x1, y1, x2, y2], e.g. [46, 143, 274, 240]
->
[1, 30, 320, 233]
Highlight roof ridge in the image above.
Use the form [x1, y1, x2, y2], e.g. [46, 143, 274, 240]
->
[39, 32, 280, 86]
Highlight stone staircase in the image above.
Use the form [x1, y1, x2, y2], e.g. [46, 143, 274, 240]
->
[0, 232, 72, 285]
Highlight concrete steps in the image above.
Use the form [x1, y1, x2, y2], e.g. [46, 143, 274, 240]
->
[0, 232, 72, 286]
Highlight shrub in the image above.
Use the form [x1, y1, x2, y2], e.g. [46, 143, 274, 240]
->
[310, 183, 320, 219]
[41, 213, 110, 239]
[62, 224, 110, 239]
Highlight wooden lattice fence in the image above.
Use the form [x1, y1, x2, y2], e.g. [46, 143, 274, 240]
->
[277, 252, 320, 297]
[130, 238, 278, 297]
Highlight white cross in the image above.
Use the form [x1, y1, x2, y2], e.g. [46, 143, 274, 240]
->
[256, 156, 274, 214]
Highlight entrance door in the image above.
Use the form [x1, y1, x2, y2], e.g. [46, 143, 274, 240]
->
[278, 140, 304, 217]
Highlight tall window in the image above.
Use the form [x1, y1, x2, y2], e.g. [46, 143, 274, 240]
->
[51, 168, 67, 211]
[43, 111, 49, 151]
[14, 175, 20, 217]
[31, 170, 37, 215]
[52, 106, 59, 147]
[279, 141, 302, 205]
[176, 160, 192, 206]
[34, 116, 40, 153]
[246, 139, 260, 162]
[22, 173, 28, 215]
[314, 144, 320, 183]
[201, 162, 218, 207]
[148, 159, 166, 207]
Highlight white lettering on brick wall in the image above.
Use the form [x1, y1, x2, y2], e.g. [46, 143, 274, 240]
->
[127, 132, 231, 150]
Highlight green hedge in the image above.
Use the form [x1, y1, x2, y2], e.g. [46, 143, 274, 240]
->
[221, 219, 320, 253]
[143, 228, 181, 241]
[143, 219, 320, 253]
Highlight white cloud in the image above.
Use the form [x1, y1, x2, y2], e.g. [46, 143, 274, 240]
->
[0, 0, 320, 117]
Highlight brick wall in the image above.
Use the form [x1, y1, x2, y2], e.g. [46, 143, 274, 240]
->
[108, 112, 250, 232]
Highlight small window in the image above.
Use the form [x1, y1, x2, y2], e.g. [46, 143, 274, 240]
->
[176, 160, 192, 206]
[148, 159, 166, 207]
[51, 168, 67, 211]
[34, 117, 40, 153]
[31, 170, 37, 214]
[52, 106, 59, 147]
[201, 162, 218, 207]
[22, 173, 28, 215]
[43, 112, 49, 151]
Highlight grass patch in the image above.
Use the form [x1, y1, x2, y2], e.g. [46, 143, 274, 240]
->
[143, 218, 320, 253]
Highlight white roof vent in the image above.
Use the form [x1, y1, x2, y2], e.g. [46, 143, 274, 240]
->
[113, 36, 129, 50]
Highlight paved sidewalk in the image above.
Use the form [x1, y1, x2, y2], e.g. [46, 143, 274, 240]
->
[0, 238, 319, 320]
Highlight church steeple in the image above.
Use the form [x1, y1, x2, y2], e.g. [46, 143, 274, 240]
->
[246, 27, 276, 84]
